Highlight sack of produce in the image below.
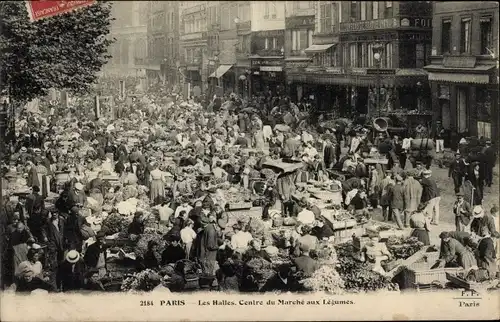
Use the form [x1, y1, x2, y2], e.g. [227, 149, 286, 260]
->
[272, 217, 284, 228]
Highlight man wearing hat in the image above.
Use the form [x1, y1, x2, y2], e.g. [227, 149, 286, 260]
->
[448, 152, 466, 193]
[420, 169, 441, 225]
[84, 231, 107, 279]
[58, 250, 85, 291]
[68, 182, 86, 208]
[453, 192, 472, 232]
[482, 140, 496, 187]
[470, 205, 500, 238]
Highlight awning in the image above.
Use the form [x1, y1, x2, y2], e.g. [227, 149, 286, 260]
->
[304, 44, 335, 54]
[428, 72, 490, 84]
[424, 64, 495, 72]
[209, 65, 233, 78]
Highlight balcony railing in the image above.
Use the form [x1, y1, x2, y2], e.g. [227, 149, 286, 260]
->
[255, 49, 284, 57]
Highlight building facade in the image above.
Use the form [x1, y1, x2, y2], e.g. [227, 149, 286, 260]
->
[284, 1, 315, 102]
[104, 1, 148, 78]
[144, 1, 180, 87]
[288, 1, 433, 125]
[178, 1, 209, 96]
[247, 1, 287, 96]
[424, 1, 499, 141]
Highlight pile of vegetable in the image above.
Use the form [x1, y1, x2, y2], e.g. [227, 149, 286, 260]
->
[134, 233, 167, 259]
[313, 241, 338, 265]
[121, 269, 162, 292]
[386, 236, 424, 260]
[100, 213, 131, 235]
[301, 265, 345, 294]
[334, 242, 399, 293]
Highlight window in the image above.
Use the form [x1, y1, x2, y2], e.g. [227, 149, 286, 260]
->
[360, 2, 367, 21]
[385, 42, 393, 68]
[273, 37, 277, 49]
[367, 43, 373, 67]
[384, 1, 393, 18]
[221, 5, 230, 30]
[320, 2, 332, 33]
[480, 17, 493, 55]
[265, 2, 277, 19]
[343, 44, 349, 67]
[208, 6, 220, 26]
[441, 19, 451, 54]
[265, 38, 269, 50]
[372, 2, 379, 19]
[229, 5, 238, 29]
[270, 1, 277, 18]
[292, 29, 313, 51]
[357, 43, 363, 67]
[349, 43, 357, 67]
[460, 18, 471, 53]
[350, 1, 359, 21]
[416, 43, 425, 68]
[238, 3, 250, 22]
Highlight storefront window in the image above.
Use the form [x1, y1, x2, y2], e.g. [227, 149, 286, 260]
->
[477, 87, 492, 120]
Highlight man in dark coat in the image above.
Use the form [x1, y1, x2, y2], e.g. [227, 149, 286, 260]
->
[448, 152, 466, 193]
[63, 207, 85, 251]
[482, 140, 496, 187]
[44, 211, 65, 287]
[260, 264, 296, 293]
[420, 170, 441, 225]
[25, 186, 46, 243]
[453, 192, 472, 232]
[84, 231, 107, 278]
[293, 244, 320, 277]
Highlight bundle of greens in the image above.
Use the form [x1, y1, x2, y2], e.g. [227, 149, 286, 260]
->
[134, 233, 166, 259]
[334, 243, 398, 293]
[121, 269, 162, 292]
[301, 265, 345, 294]
[100, 213, 131, 235]
[386, 236, 424, 260]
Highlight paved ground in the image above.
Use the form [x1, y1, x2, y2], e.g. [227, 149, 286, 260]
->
[370, 155, 499, 246]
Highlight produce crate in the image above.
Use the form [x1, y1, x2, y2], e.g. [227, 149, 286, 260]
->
[227, 202, 253, 211]
[401, 252, 462, 290]
[445, 272, 498, 291]
[414, 282, 446, 293]
[352, 235, 371, 251]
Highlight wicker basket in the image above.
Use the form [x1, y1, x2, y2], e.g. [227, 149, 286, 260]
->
[402, 252, 462, 290]
[273, 217, 284, 228]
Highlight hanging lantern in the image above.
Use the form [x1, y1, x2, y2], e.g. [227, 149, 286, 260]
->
[239, 75, 247, 81]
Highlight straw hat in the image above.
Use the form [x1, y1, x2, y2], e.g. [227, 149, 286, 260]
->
[74, 183, 84, 191]
[65, 250, 80, 263]
[473, 206, 484, 218]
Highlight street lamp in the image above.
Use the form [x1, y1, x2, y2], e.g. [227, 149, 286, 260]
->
[372, 43, 384, 117]
[234, 17, 240, 24]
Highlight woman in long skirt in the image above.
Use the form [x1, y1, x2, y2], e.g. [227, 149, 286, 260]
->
[149, 164, 165, 205]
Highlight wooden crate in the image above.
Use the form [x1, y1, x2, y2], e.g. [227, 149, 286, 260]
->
[402, 252, 462, 290]
[445, 272, 498, 291]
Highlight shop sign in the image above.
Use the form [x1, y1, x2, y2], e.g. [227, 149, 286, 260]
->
[443, 56, 476, 68]
[255, 30, 285, 38]
[367, 69, 396, 75]
[348, 68, 367, 75]
[187, 66, 200, 71]
[340, 18, 399, 32]
[251, 59, 283, 68]
[260, 66, 283, 72]
[400, 17, 432, 28]
[325, 67, 344, 74]
[180, 32, 207, 41]
[285, 15, 315, 29]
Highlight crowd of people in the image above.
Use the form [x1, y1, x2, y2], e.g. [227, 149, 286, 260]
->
[1, 80, 498, 294]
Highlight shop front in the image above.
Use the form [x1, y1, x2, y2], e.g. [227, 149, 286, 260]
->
[249, 57, 285, 96]
[186, 65, 203, 97]
[208, 64, 235, 96]
[426, 65, 498, 141]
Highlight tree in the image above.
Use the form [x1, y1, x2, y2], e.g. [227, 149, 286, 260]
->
[0, 1, 115, 104]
